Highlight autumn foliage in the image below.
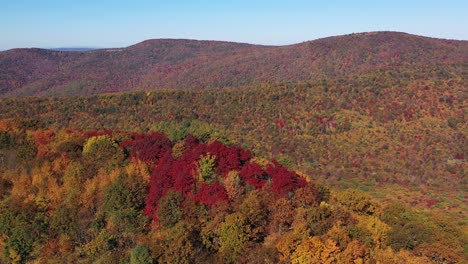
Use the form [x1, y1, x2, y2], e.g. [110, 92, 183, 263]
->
[0, 127, 465, 263]
[143, 136, 304, 222]
[0, 32, 466, 262]
[122, 132, 172, 163]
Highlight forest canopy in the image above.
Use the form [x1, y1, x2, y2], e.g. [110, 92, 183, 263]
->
[0, 125, 465, 263]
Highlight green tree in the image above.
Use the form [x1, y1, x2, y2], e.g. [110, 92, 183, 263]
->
[157, 190, 184, 228]
[50, 204, 80, 239]
[0, 200, 39, 264]
[130, 245, 153, 264]
[77, 230, 117, 260]
[197, 154, 217, 183]
[388, 222, 433, 250]
[239, 190, 267, 241]
[16, 138, 37, 163]
[306, 204, 334, 236]
[161, 221, 196, 264]
[0, 131, 13, 149]
[217, 212, 251, 263]
[82, 135, 124, 170]
[103, 174, 148, 232]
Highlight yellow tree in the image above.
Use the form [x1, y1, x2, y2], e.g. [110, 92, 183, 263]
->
[356, 215, 390, 249]
[290, 236, 324, 264]
[217, 212, 251, 263]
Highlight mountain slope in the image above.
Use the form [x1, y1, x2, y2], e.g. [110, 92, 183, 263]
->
[1, 32, 466, 97]
[0, 126, 465, 263]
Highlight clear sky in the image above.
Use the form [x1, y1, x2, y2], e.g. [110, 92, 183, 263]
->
[1, 0, 467, 50]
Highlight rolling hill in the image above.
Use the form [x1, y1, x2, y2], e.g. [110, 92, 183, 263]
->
[0, 31, 467, 262]
[0, 31, 466, 97]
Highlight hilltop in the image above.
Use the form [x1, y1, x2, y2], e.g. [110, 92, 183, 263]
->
[0, 127, 465, 263]
[0, 31, 466, 97]
[0, 31, 467, 263]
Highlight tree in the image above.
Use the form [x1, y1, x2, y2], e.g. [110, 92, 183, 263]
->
[223, 170, 244, 200]
[290, 236, 324, 264]
[372, 247, 431, 264]
[387, 221, 433, 251]
[240, 243, 278, 263]
[339, 240, 369, 263]
[16, 138, 37, 164]
[171, 140, 185, 158]
[157, 190, 184, 228]
[414, 242, 461, 264]
[0, 131, 13, 149]
[50, 204, 80, 239]
[335, 189, 375, 215]
[266, 163, 306, 197]
[0, 200, 39, 264]
[103, 173, 148, 232]
[269, 198, 294, 234]
[144, 155, 174, 221]
[82, 135, 124, 170]
[195, 182, 229, 206]
[320, 239, 341, 264]
[239, 190, 267, 241]
[306, 204, 334, 236]
[161, 221, 196, 264]
[217, 212, 251, 263]
[5, 224, 35, 264]
[122, 132, 172, 164]
[357, 215, 390, 249]
[77, 230, 116, 261]
[240, 161, 267, 188]
[275, 232, 301, 262]
[325, 225, 351, 249]
[130, 245, 153, 264]
[293, 184, 322, 208]
[33, 129, 55, 159]
[206, 140, 252, 176]
[197, 154, 217, 183]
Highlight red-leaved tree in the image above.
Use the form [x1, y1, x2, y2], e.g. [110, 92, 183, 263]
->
[123, 132, 172, 163]
[240, 162, 267, 188]
[194, 182, 229, 206]
[266, 162, 306, 197]
[144, 153, 175, 221]
[206, 141, 252, 176]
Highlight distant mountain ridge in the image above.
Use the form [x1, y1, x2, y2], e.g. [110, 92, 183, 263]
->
[50, 47, 99, 52]
[0, 31, 466, 97]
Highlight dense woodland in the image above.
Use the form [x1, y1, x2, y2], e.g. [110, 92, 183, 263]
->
[0, 31, 466, 263]
[0, 125, 465, 263]
[1, 68, 465, 202]
[1, 32, 466, 97]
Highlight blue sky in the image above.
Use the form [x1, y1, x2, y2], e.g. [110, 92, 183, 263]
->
[1, 0, 467, 50]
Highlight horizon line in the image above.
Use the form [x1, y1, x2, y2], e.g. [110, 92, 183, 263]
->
[1, 31, 467, 52]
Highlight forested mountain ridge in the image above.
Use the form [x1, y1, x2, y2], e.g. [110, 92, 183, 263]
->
[1, 71, 465, 208]
[1, 31, 466, 97]
[0, 31, 466, 263]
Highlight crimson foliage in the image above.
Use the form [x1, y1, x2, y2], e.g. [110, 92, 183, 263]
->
[266, 162, 306, 197]
[240, 162, 267, 188]
[194, 182, 229, 206]
[144, 153, 174, 220]
[206, 140, 252, 176]
[143, 134, 306, 222]
[123, 132, 172, 163]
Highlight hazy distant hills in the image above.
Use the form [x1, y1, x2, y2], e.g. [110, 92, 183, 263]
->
[51, 47, 99, 52]
[0, 31, 466, 97]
